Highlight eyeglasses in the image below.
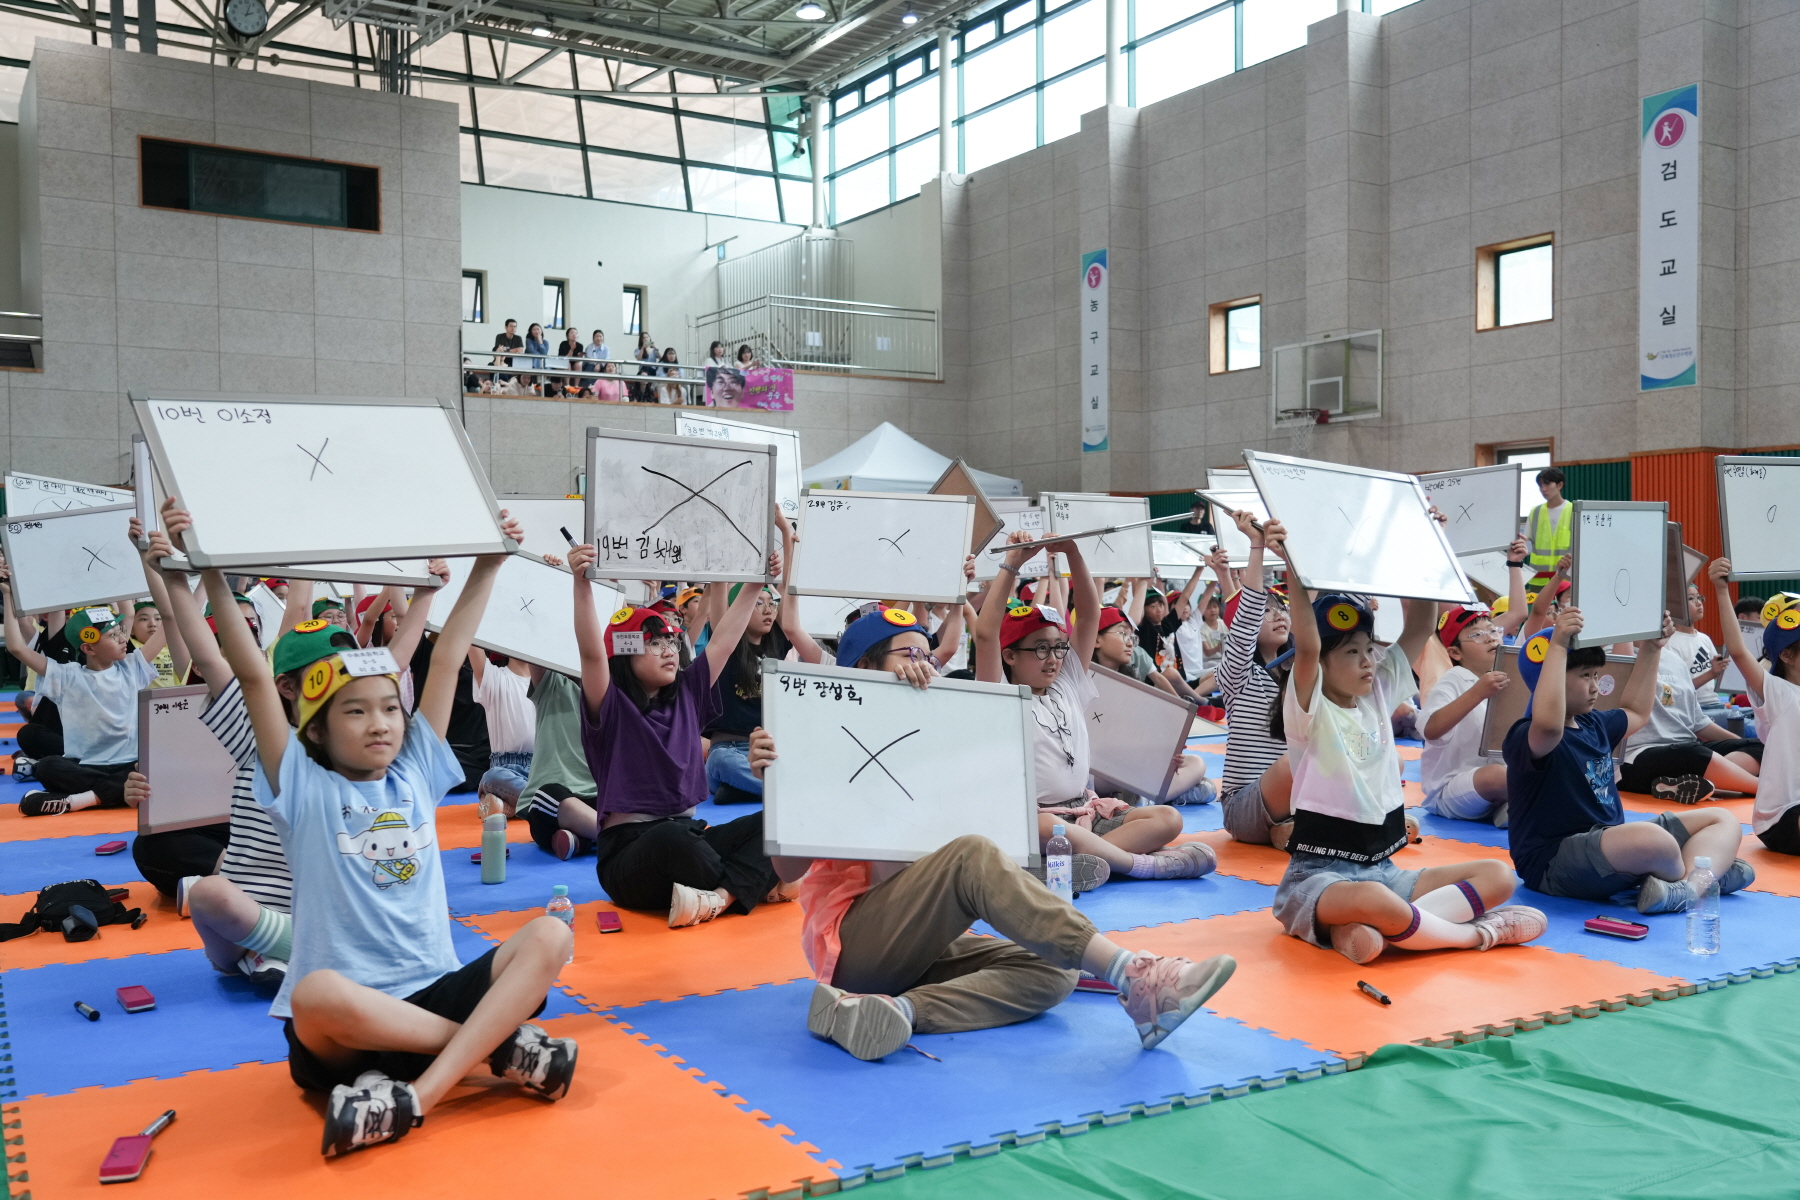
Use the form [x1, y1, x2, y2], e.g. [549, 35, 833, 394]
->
[1021, 641, 1072, 660]
[1463, 627, 1501, 643]
[884, 646, 928, 661]
[645, 634, 681, 653]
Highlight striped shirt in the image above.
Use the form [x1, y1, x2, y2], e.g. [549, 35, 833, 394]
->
[1218, 587, 1288, 800]
[201, 679, 293, 914]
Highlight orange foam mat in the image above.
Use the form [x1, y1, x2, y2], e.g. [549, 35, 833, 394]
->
[434, 802, 535, 852]
[1620, 788, 1755, 824]
[1116, 909, 1680, 1059]
[1178, 829, 1515, 888]
[10, 1012, 831, 1200]
[1396, 745, 1421, 761]
[462, 898, 813, 1011]
[0, 802, 136, 843]
[1, 722, 21, 736]
[1740, 843, 1800, 898]
[0, 888, 197, 970]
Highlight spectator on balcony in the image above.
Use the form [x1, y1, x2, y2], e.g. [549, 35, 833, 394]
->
[587, 329, 611, 367]
[592, 360, 623, 404]
[556, 327, 588, 396]
[656, 346, 685, 406]
[524, 323, 550, 395]
[702, 341, 730, 370]
[491, 318, 523, 387]
[631, 332, 658, 403]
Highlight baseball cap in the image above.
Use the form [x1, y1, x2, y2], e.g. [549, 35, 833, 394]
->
[1516, 631, 1555, 692]
[64, 606, 123, 650]
[132, 599, 158, 613]
[1313, 594, 1373, 639]
[1764, 602, 1800, 662]
[604, 606, 671, 657]
[1436, 604, 1492, 649]
[837, 607, 921, 667]
[674, 586, 704, 609]
[294, 645, 402, 729]
[1000, 602, 1066, 649]
[1096, 606, 1130, 634]
[312, 597, 346, 619]
[272, 618, 360, 677]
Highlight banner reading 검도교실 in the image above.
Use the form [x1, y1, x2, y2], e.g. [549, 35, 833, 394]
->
[1640, 84, 1699, 392]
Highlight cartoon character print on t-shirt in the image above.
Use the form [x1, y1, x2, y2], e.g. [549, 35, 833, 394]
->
[1657, 681, 1676, 708]
[1583, 751, 1616, 807]
[1342, 725, 1383, 765]
[336, 809, 435, 890]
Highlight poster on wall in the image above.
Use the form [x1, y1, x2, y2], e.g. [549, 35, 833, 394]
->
[741, 367, 795, 411]
[1081, 249, 1109, 452]
[1640, 84, 1699, 392]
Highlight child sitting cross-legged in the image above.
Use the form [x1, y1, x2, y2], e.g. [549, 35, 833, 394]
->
[1503, 607, 1754, 914]
[1417, 605, 1513, 826]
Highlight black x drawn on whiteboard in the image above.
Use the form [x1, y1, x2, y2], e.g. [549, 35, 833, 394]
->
[298, 439, 334, 481]
[843, 726, 921, 801]
[81, 545, 110, 571]
[1456, 504, 1474, 524]
[878, 528, 911, 555]
[641, 460, 758, 553]
[519, 597, 536, 615]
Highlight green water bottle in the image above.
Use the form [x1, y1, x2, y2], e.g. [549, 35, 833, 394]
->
[481, 813, 507, 884]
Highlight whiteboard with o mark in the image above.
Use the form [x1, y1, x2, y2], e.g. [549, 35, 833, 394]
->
[1244, 451, 1475, 603]
[791, 491, 975, 603]
[424, 550, 621, 677]
[131, 394, 513, 569]
[761, 659, 1039, 864]
[0, 503, 146, 615]
[1041, 492, 1153, 577]
[1717, 455, 1800, 581]
[1568, 499, 1669, 649]
[1417, 462, 1522, 555]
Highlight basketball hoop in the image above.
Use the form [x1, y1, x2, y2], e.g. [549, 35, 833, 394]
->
[1278, 408, 1330, 455]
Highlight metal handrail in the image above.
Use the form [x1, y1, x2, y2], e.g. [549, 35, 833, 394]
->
[692, 293, 941, 380]
[458, 351, 752, 402]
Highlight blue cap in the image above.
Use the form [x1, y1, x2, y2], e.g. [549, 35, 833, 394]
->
[1765, 605, 1800, 662]
[1516, 631, 1554, 693]
[1313, 593, 1373, 638]
[836, 607, 921, 668]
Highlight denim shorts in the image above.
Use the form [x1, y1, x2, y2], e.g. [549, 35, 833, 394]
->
[705, 739, 764, 797]
[1272, 850, 1424, 947]
[1532, 812, 1690, 901]
[479, 752, 533, 803]
[1221, 778, 1275, 845]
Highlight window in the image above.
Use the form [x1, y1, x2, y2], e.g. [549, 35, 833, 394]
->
[1496, 446, 1553, 518]
[1209, 296, 1262, 373]
[622, 286, 645, 337]
[1477, 235, 1554, 330]
[544, 279, 567, 329]
[462, 272, 485, 324]
[141, 138, 379, 231]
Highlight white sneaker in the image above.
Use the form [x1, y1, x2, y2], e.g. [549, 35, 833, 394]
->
[490, 1022, 578, 1100]
[806, 983, 912, 1061]
[1470, 904, 1548, 950]
[236, 951, 287, 987]
[320, 1071, 420, 1158]
[1329, 922, 1386, 964]
[176, 875, 203, 919]
[668, 882, 728, 928]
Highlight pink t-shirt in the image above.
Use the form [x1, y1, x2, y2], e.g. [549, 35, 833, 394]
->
[797, 859, 874, 983]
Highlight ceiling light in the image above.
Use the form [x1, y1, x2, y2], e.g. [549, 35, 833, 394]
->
[900, 7, 918, 23]
[796, 2, 826, 18]
[531, 24, 550, 34]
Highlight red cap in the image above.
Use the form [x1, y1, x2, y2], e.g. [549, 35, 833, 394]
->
[355, 595, 378, 617]
[1000, 602, 1065, 649]
[1435, 604, 1491, 648]
[604, 606, 670, 656]
[1017, 581, 1036, 605]
[1096, 606, 1129, 633]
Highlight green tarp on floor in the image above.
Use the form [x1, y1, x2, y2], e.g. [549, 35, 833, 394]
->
[868, 975, 1800, 1200]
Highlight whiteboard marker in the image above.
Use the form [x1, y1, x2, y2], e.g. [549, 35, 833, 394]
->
[560, 526, 577, 546]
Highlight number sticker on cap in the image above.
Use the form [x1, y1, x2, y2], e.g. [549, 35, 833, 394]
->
[1779, 608, 1800, 631]
[1007, 604, 1033, 617]
[610, 607, 635, 625]
[1525, 636, 1550, 663]
[78, 626, 101, 644]
[1326, 603, 1360, 631]
[301, 659, 336, 701]
[882, 609, 918, 627]
[294, 619, 329, 633]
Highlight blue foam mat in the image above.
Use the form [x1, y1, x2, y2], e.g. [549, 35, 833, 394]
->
[1008, 874, 1276, 936]
[1, 830, 148, 887]
[442, 845, 610, 915]
[608, 977, 1334, 1171]
[1520, 886, 1800, 981]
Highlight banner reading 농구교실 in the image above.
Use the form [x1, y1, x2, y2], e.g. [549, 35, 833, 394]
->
[1081, 249, 1109, 452]
[1639, 85, 1699, 391]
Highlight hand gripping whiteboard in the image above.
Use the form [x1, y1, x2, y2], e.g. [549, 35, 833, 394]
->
[131, 393, 512, 569]
[4, 471, 132, 514]
[1200, 490, 1265, 568]
[672, 413, 804, 522]
[585, 426, 775, 583]
[1244, 450, 1474, 604]
[1417, 463, 1521, 555]
[791, 492, 975, 603]
[0, 503, 146, 614]
[1479, 644, 1636, 760]
[1084, 662, 1198, 801]
[1042, 493, 1153, 577]
[497, 496, 586, 561]
[137, 685, 238, 834]
[1568, 500, 1668, 649]
[1717, 455, 1800, 580]
[975, 507, 1048, 581]
[761, 659, 1039, 865]
[425, 551, 621, 677]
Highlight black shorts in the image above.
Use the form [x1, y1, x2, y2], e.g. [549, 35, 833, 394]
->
[281, 948, 547, 1092]
[1760, 805, 1800, 856]
[1618, 738, 1764, 793]
[524, 784, 595, 854]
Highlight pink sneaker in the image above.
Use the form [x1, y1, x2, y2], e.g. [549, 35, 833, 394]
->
[1117, 952, 1237, 1050]
[1148, 843, 1217, 879]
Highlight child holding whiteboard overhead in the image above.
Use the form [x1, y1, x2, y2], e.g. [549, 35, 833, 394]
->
[974, 534, 1213, 884]
[1418, 605, 1513, 827]
[1215, 512, 1295, 847]
[1267, 530, 1547, 965]
[569, 540, 788, 928]
[1711, 563, 1800, 854]
[209, 508, 577, 1158]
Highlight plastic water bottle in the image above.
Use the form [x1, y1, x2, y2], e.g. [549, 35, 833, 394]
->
[546, 884, 576, 963]
[1686, 855, 1720, 956]
[480, 813, 508, 884]
[1045, 823, 1073, 902]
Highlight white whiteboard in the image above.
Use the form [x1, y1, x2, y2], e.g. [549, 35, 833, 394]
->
[799, 594, 864, 639]
[1201, 490, 1264, 568]
[131, 394, 512, 569]
[1154, 532, 1213, 579]
[1568, 500, 1668, 649]
[1245, 451, 1474, 604]
[672, 413, 803, 522]
[498, 495, 586, 561]
[158, 554, 441, 590]
[1085, 663, 1196, 800]
[584, 426, 775, 583]
[1371, 596, 1405, 644]
[245, 582, 287, 649]
[0, 503, 146, 614]
[976, 507, 1049, 581]
[1418, 463, 1521, 555]
[791, 491, 974, 603]
[1459, 550, 1511, 596]
[1717, 456, 1800, 580]
[5, 471, 132, 514]
[762, 659, 1039, 864]
[1042, 492, 1153, 577]
[137, 685, 238, 834]
[425, 551, 620, 677]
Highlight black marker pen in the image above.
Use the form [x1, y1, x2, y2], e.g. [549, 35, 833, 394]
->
[1356, 980, 1392, 1006]
[560, 526, 577, 546]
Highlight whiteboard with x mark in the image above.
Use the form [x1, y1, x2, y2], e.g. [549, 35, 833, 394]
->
[1, 503, 146, 614]
[585, 426, 776, 583]
[130, 393, 514, 569]
[1041, 492, 1154, 577]
[1417, 462, 1522, 555]
[761, 660, 1040, 865]
[424, 550, 621, 676]
[790, 491, 975, 603]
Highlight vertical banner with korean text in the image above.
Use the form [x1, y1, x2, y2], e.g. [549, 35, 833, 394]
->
[1640, 85, 1699, 391]
[1081, 249, 1109, 452]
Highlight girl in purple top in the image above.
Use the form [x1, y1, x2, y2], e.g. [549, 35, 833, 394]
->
[569, 541, 787, 928]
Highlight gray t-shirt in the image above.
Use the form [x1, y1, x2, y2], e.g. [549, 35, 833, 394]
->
[1623, 651, 1707, 762]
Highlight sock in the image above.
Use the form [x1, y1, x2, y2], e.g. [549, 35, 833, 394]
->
[1414, 881, 1483, 924]
[1101, 946, 1140, 996]
[892, 995, 915, 1028]
[238, 906, 287, 957]
[65, 790, 98, 811]
[1124, 854, 1159, 879]
[1385, 905, 1481, 951]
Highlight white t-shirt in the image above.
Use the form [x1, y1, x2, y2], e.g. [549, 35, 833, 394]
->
[1174, 607, 1221, 681]
[1031, 654, 1098, 805]
[38, 655, 157, 763]
[1664, 628, 1720, 705]
[1751, 671, 1800, 834]
[1623, 650, 1707, 762]
[474, 663, 535, 755]
[1420, 666, 1487, 795]
[1283, 643, 1411, 826]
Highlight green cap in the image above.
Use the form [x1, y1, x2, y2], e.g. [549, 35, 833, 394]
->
[271, 619, 359, 677]
[203, 593, 252, 618]
[312, 597, 345, 619]
[64, 606, 123, 650]
[132, 600, 159, 613]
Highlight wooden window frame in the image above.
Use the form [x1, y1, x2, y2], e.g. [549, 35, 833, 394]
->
[1476, 233, 1554, 331]
[1208, 294, 1262, 375]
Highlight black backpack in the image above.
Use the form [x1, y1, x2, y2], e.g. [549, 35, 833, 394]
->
[0, 879, 141, 942]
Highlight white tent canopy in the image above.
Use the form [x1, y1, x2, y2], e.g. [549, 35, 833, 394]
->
[802, 422, 1024, 497]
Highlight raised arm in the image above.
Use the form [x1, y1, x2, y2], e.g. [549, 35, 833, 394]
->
[130, 517, 180, 674]
[1526, 607, 1582, 759]
[703, 549, 784, 684]
[419, 555, 500, 739]
[1395, 596, 1438, 668]
[279, 582, 313, 639]
[1708, 558, 1763, 698]
[1206, 543, 1237, 608]
[569, 542, 611, 717]
[383, 559, 447, 670]
[974, 531, 1034, 684]
[775, 514, 823, 665]
[1265, 521, 1313, 705]
[1521, 554, 1569, 641]
[1618, 613, 1674, 742]
[1065, 542, 1101, 665]
[1122, 578, 1144, 625]
[1498, 535, 1530, 636]
[203, 564, 290, 786]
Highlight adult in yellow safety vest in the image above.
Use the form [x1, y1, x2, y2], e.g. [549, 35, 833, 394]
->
[1523, 466, 1571, 586]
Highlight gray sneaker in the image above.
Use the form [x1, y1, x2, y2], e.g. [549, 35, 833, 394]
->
[1029, 852, 1112, 895]
[1718, 858, 1756, 895]
[321, 1071, 420, 1157]
[1636, 875, 1696, 914]
[807, 983, 912, 1061]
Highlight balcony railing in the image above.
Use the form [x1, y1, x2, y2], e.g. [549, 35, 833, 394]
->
[691, 295, 940, 381]
[0, 312, 43, 370]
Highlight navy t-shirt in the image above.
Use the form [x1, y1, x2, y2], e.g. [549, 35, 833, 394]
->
[1502, 708, 1630, 889]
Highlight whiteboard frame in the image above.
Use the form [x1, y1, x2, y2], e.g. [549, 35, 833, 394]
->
[1568, 499, 1669, 649]
[1716, 454, 1800, 581]
[1479, 644, 1637, 760]
[789, 490, 977, 604]
[156, 553, 444, 589]
[1416, 462, 1522, 555]
[423, 549, 610, 676]
[670, 412, 804, 523]
[136, 684, 237, 835]
[129, 392, 515, 569]
[1085, 661, 1197, 801]
[1040, 491, 1155, 578]
[760, 658, 1041, 865]
[496, 494, 587, 561]
[1243, 450, 1475, 604]
[4, 471, 133, 513]
[0, 502, 148, 615]
[582, 425, 777, 585]
[131, 434, 158, 549]
[929, 458, 1005, 556]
